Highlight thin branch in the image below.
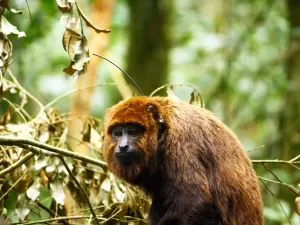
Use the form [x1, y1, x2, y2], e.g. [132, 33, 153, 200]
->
[10, 215, 106, 225]
[262, 163, 300, 195]
[258, 176, 299, 196]
[59, 156, 100, 225]
[260, 179, 291, 225]
[252, 158, 300, 168]
[290, 154, 300, 162]
[3, 98, 28, 123]
[246, 145, 265, 153]
[0, 136, 107, 168]
[0, 172, 27, 201]
[75, 1, 111, 33]
[0, 152, 34, 177]
[36, 201, 70, 225]
[7, 69, 44, 124]
[149, 84, 205, 107]
[44, 83, 119, 110]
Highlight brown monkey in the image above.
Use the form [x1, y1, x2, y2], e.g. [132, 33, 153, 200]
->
[104, 96, 263, 225]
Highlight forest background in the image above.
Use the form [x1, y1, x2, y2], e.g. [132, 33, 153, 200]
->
[0, 0, 299, 225]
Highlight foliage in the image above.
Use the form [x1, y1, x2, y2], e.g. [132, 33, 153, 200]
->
[0, 0, 299, 225]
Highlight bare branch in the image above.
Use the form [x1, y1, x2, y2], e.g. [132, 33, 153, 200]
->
[0, 152, 34, 177]
[252, 158, 300, 170]
[260, 179, 292, 225]
[60, 156, 100, 225]
[0, 136, 107, 168]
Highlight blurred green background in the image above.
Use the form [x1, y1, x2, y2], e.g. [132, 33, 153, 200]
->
[1, 0, 300, 224]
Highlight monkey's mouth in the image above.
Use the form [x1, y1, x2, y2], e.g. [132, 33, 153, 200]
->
[115, 152, 142, 166]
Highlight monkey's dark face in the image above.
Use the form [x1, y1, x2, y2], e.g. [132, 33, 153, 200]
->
[110, 124, 144, 166]
[104, 97, 164, 183]
[104, 121, 158, 183]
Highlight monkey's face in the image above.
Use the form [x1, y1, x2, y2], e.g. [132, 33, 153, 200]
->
[110, 124, 144, 166]
[104, 122, 158, 183]
[104, 97, 164, 183]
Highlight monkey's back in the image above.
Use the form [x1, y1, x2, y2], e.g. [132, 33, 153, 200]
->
[153, 97, 263, 225]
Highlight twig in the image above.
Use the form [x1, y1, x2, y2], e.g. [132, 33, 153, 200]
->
[252, 158, 300, 168]
[0, 172, 27, 201]
[3, 98, 28, 123]
[262, 163, 300, 195]
[44, 83, 119, 110]
[149, 84, 205, 107]
[260, 179, 291, 225]
[10, 215, 106, 225]
[7, 69, 44, 123]
[36, 201, 70, 225]
[258, 176, 299, 196]
[59, 156, 100, 225]
[246, 145, 265, 153]
[0, 152, 34, 177]
[0, 136, 107, 168]
[75, 1, 111, 33]
[290, 154, 300, 162]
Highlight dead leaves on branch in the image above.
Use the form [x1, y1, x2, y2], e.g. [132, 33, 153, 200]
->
[56, 0, 111, 77]
[0, 1, 25, 100]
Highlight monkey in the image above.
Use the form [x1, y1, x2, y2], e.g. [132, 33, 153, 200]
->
[103, 96, 263, 225]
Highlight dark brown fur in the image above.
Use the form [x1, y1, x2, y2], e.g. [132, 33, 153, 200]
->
[104, 96, 263, 225]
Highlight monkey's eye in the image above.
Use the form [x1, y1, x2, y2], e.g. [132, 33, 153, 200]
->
[128, 128, 138, 137]
[113, 130, 123, 138]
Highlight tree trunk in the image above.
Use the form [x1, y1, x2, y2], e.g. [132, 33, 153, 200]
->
[126, 0, 171, 95]
[277, 0, 300, 216]
[281, 0, 300, 164]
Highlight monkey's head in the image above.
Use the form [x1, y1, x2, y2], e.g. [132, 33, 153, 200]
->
[104, 97, 165, 183]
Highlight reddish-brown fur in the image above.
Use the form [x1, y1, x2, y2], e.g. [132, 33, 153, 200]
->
[104, 96, 263, 225]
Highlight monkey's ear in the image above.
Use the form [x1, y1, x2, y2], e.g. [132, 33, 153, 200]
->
[147, 104, 165, 136]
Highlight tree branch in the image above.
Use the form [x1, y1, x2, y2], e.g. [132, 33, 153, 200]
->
[0, 152, 34, 177]
[59, 156, 100, 225]
[0, 136, 107, 168]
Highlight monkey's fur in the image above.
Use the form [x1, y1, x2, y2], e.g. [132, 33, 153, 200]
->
[104, 97, 263, 225]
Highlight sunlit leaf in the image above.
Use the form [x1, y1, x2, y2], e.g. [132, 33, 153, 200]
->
[56, 0, 73, 13]
[0, 32, 12, 78]
[101, 178, 111, 192]
[189, 90, 204, 107]
[15, 194, 30, 220]
[60, 15, 81, 35]
[39, 131, 50, 143]
[50, 179, 65, 205]
[62, 29, 81, 59]
[15, 208, 30, 221]
[62, 31, 89, 76]
[0, 0, 23, 14]
[296, 196, 300, 216]
[0, 16, 25, 37]
[26, 180, 41, 201]
[35, 155, 47, 171]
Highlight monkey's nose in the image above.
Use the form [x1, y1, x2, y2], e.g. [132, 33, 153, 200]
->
[119, 145, 129, 152]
